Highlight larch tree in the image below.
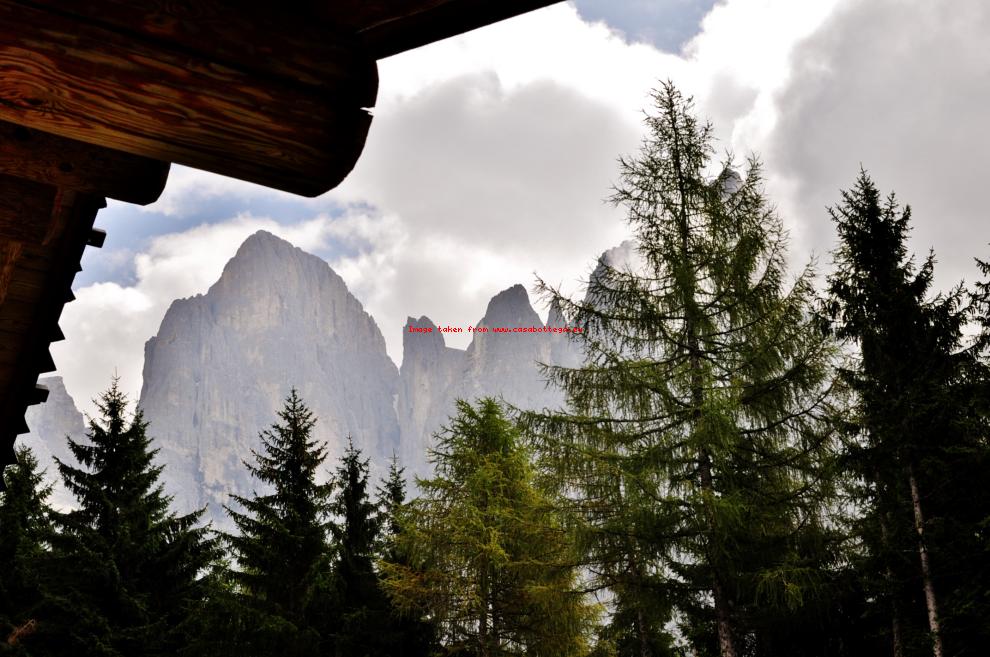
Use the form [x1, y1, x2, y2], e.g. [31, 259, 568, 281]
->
[383, 398, 596, 657]
[524, 82, 839, 657]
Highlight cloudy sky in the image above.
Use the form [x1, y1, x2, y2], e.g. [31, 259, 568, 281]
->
[53, 0, 990, 416]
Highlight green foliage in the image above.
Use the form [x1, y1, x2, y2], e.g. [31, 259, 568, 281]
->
[327, 439, 390, 656]
[824, 170, 990, 655]
[33, 378, 217, 656]
[524, 82, 841, 656]
[383, 398, 596, 657]
[221, 388, 333, 655]
[0, 446, 54, 651]
[371, 457, 437, 657]
[377, 457, 406, 563]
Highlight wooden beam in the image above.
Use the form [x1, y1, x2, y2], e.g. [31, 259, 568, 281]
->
[27, 0, 377, 95]
[29, 383, 48, 405]
[0, 174, 56, 245]
[0, 121, 169, 204]
[0, 192, 103, 470]
[317, 0, 565, 59]
[0, 240, 22, 306]
[87, 228, 106, 248]
[0, 1, 377, 197]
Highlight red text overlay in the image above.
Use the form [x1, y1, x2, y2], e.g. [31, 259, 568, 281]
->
[408, 325, 583, 334]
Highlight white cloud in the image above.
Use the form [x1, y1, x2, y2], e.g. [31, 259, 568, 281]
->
[766, 0, 990, 285]
[70, 0, 977, 421]
[142, 166, 299, 218]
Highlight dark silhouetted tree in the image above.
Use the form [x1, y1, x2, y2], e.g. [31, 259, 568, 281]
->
[223, 388, 333, 656]
[328, 439, 391, 656]
[825, 170, 990, 657]
[0, 446, 53, 650]
[35, 378, 217, 656]
[373, 456, 436, 657]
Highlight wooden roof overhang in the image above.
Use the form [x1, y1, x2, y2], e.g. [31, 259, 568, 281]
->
[0, 0, 562, 479]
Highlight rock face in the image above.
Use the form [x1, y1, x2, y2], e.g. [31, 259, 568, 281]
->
[21, 236, 637, 532]
[19, 376, 86, 509]
[129, 231, 594, 527]
[139, 231, 400, 527]
[396, 284, 581, 475]
[394, 316, 465, 472]
[462, 284, 564, 410]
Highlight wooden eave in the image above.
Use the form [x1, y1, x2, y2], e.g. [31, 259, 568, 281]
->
[0, 0, 563, 479]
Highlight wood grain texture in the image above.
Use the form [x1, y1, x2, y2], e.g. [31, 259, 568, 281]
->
[0, 121, 169, 204]
[0, 297, 39, 333]
[0, 192, 102, 471]
[0, 240, 23, 305]
[29, 0, 378, 96]
[0, 1, 376, 196]
[38, 0, 561, 65]
[0, 174, 56, 244]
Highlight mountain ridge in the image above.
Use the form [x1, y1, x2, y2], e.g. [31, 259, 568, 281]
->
[26, 230, 587, 528]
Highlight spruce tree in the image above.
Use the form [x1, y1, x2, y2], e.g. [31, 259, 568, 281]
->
[223, 388, 333, 655]
[374, 457, 436, 657]
[383, 398, 595, 657]
[327, 438, 389, 656]
[35, 378, 217, 656]
[524, 82, 839, 657]
[376, 457, 406, 564]
[824, 171, 990, 656]
[0, 446, 53, 649]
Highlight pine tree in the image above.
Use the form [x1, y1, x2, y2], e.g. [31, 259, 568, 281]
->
[223, 388, 333, 655]
[383, 398, 596, 657]
[523, 82, 839, 657]
[824, 170, 990, 656]
[33, 378, 217, 656]
[0, 446, 53, 649]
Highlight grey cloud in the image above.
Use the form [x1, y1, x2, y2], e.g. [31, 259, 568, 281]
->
[768, 0, 990, 288]
[328, 73, 650, 359]
[348, 72, 640, 266]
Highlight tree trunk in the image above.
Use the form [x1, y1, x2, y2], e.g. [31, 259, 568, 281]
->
[699, 452, 738, 657]
[878, 511, 904, 657]
[712, 577, 738, 657]
[670, 101, 737, 657]
[479, 563, 490, 657]
[636, 606, 651, 657]
[908, 465, 944, 657]
[626, 550, 652, 657]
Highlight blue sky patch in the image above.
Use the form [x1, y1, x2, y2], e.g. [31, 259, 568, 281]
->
[572, 0, 719, 52]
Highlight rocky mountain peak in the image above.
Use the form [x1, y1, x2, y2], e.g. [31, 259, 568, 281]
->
[477, 284, 541, 328]
[403, 315, 445, 359]
[231, 229, 307, 263]
[19, 376, 86, 510]
[219, 229, 312, 277]
[139, 231, 399, 528]
[600, 240, 638, 270]
[208, 230, 351, 314]
[547, 297, 566, 326]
